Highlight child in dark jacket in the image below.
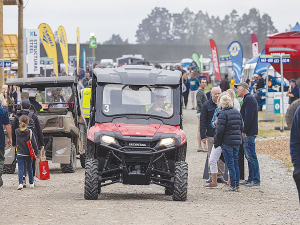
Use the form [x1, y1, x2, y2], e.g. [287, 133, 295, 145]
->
[15, 115, 38, 190]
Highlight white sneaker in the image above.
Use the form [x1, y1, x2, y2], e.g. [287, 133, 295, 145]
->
[17, 184, 23, 190]
[29, 183, 34, 188]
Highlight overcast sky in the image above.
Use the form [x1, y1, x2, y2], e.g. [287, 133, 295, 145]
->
[3, 0, 300, 44]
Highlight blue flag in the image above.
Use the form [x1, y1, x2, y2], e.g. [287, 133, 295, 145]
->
[253, 49, 270, 75]
[228, 41, 243, 84]
[82, 48, 86, 72]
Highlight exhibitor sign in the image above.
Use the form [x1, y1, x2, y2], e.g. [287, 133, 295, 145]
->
[26, 29, 40, 74]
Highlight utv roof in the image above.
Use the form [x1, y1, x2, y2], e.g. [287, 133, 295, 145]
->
[6, 76, 77, 88]
[93, 65, 182, 85]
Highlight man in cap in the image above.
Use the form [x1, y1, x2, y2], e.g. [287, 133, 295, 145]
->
[286, 78, 300, 104]
[235, 82, 260, 187]
[143, 88, 173, 117]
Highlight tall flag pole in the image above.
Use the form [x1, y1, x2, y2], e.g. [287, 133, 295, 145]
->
[251, 33, 260, 57]
[228, 41, 243, 84]
[38, 23, 58, 76]
[57, 26, 69, 75]
[209, 39, 221, 80]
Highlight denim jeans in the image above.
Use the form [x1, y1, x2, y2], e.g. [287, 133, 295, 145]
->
[243, 136, 260, 183]
[17, 155, 34, 184]
[222, 144, 240, 188]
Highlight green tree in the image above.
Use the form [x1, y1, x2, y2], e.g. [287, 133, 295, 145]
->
[136, 7, 172, 44]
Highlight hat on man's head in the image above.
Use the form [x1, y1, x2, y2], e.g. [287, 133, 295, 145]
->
[253, 74, 258, 78]
[21, 99, 31, 109]
[290, 78, 297, 83]
[234, 82, 250, 91]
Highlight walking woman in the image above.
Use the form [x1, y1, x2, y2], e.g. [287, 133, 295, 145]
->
[15, 115, 38, 190]
[214, 95, 243, 191]
[182, 72, 190, 109]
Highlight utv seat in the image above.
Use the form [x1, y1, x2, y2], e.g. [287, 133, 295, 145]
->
[108, 90, 125, 115]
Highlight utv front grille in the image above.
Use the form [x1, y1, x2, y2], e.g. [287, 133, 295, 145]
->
[117, 139, 159, 149]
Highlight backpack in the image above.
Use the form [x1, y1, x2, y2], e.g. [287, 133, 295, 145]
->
[16, 112, 36, 134]
[27, 112, 36, 133]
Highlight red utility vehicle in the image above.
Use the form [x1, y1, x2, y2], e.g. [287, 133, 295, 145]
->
[84, 65, 188, 201]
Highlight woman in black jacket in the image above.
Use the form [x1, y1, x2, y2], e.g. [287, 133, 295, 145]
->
[214, 95, 243, 191]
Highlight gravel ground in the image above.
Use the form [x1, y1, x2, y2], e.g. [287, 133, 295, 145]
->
[1, 105, 299, 224]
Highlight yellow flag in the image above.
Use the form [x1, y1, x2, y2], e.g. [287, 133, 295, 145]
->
[76, 27, 80, 75]
[57, 26, 68, 75]
[38, 23, 58, 76]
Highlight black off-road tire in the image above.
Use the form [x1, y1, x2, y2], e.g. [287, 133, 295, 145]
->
[286, 99, 300, 128]
[84, 158, 99, 200]
[172, 161, 188, 201]
[61, 143, 77, 173]
[80, 154, 86, 168]
[3, 161, 16, 174]
[176, 143, 187, 162]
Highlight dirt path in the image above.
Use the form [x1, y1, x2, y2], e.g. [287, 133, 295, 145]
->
[1, 105, 299, 224]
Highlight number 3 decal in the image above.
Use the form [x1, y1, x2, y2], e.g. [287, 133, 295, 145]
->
[104, 105, 110, 112]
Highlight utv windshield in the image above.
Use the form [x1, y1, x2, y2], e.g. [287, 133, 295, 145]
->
[21, 87, 73, 108]
[102, 84, 173, 118]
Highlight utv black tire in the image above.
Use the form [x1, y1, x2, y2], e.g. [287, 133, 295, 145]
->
[172, 161, 188, 201]
[3, 161, 16, 174]
[176, 143, 187, 162]
[165, 187, 174, 195]
[84, 158, 99, 200]
[61, 143, 77, 173]
[286, 99, 300, 128]
[80, 154, 86, 168]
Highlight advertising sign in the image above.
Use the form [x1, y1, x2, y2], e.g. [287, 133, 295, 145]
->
[251, 33, 260, 57]
[38, 23, 58, 76]
[209, 39, 221, 80]
[26, 29, 40, 74]
[57, 26, 69, 75]
[228, 41, 243, 84]
[76, 28, 80, 75]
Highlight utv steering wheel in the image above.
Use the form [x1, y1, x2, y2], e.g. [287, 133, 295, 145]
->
[154, 109, 169, 117]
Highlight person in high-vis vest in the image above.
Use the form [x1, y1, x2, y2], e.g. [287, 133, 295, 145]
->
[81, 80, 92, 125]
[142, 88, 173, 117]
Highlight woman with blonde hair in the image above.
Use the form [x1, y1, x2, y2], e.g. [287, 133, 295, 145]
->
[214, 95, 243, 191]
[227, 89, 240, 111]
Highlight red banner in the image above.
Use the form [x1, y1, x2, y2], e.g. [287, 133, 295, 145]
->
[251, 33, 260, 57]
[209, 39, 221, 80]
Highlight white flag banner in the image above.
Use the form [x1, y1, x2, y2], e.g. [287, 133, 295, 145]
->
[26, 29, 40, 74]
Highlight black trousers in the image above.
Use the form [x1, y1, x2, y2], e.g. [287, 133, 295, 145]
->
[183, 91, 189, 107]
[293, 168, 300, 203]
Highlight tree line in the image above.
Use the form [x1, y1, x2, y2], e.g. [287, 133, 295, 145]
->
[104, 7, 278, 47]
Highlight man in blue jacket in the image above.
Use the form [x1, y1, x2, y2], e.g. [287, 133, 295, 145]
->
[290, 105, 300, 202]
[200, 87, 226, 183]
[235, 82, 260, 187]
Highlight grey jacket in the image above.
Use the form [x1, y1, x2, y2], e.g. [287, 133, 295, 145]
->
[16, 128, 38, 156]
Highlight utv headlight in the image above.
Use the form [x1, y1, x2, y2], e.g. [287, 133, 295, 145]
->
[159, 138, 175, 146]
[100, 135, 116, 144]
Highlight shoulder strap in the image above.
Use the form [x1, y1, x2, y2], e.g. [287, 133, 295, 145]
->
[28, 112, 34, 118]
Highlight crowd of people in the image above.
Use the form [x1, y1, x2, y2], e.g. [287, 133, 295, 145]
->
[180, 70, 260, 191]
